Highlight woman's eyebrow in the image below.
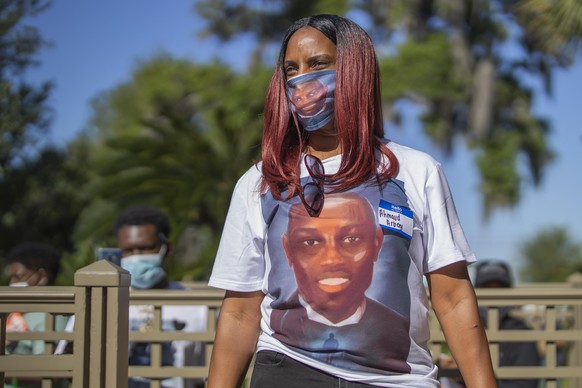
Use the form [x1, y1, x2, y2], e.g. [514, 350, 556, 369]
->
[284, 54, 335, 66]
[308, 54, 334, 61]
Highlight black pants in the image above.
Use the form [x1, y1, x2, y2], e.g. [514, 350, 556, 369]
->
[250, 350, 377, 388]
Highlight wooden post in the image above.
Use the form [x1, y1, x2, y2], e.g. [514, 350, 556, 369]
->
[568, 272, 582, 388]
[73, 260, 130, 388]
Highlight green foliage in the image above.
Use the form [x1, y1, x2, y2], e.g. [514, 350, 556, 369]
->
[7, 0, 578, 281]
[0, 142, 90, 247]
[195, 0, 350, 69]
[0, 1, 85, 268]
[72, 55, 271, 279]
[476, 131, 521, 214]
[367, 0, 566, 213]
[0, 0, 52, 171]
[191, 0, 579, 214]
[513, 0, 582, 67]
[380, 33, 465, 151]
[520, 227, 582, 282]
[196, 0, 350, 41]
[474, 73, 554, 217]
[67, 0, 578, 280]
[380, 34, 464, 102]
[0, 80, 51, 169]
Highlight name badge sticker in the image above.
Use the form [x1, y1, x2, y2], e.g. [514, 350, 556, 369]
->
[378, 199, 413, 239]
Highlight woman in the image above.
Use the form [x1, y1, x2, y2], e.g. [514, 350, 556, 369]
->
[208, 14, 496, 388]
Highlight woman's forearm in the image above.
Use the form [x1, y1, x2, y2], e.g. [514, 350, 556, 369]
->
[208, 290, 263, 388]
[437, 293, 496, 387]
[428, 262, 497, 387]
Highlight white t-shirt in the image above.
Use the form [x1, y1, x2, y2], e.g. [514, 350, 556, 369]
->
[209, 140, 476, 387]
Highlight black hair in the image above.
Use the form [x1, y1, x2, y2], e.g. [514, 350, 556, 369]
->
[278, 14, 341, 59]
[113, 205, 170, 239]
[6, 242, 61, 285]
[474, 259, 513, 288]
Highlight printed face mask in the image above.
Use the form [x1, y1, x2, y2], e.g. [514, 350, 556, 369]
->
[287, 69, 336, 132]
[121, 244, 167, 289]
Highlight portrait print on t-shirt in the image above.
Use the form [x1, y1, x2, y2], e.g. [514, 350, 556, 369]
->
[263, 180, 413, 375]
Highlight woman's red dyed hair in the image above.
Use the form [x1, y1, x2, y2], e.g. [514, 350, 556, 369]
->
[261, 14, 399, 199]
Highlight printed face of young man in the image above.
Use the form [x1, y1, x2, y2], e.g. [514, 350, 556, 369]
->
[288, 78, 328, 117]
[282, 194, 384, 323]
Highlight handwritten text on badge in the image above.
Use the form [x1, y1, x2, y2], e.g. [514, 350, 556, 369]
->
[378, 199, 413, 239]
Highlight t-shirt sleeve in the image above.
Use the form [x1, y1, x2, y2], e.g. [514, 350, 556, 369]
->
[423, 163, 476, 273]
[208, 168, 266, 291]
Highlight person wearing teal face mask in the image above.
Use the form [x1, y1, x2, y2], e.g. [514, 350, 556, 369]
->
[113, 205, 207, 388]
[114, 205, 172, 290]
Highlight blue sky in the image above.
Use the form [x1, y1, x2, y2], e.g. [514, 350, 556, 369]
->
[25, 1, 582, 279]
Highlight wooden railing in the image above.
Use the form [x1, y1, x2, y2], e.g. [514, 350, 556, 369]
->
[429, 280, 582, 388]
[1, 261, 581, 388]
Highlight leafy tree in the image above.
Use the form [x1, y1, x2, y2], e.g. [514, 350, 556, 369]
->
[72, 55, 271, 279]
[0, 0, 85, 264]
[68, 1, 582, 281]
[195, 0, 582, 217]
[513, 0, 582, 68]
[0, 0, 52, 174]
[195, 0, 350, 69]
[0, 142, 90, 248]
[519, 227, 582, 282]
[0, 138, 92, 282]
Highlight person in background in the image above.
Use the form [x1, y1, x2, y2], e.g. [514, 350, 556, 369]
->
[114, 205, 207, 388]
[4, 242, 69, 388]
[474, 259, 541, 388]
[5, 242, 60, 288]
[207, 13, 495, 388]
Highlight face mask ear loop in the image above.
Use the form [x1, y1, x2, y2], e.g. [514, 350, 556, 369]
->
[158, 243, 168, 260]
[156, 233, 169, 265]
